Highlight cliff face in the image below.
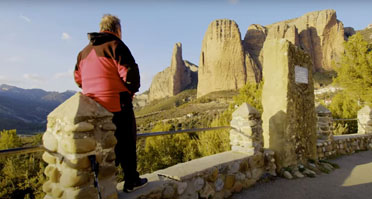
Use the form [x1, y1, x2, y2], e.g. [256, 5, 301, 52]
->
[148, 43, 197, 101]
[197, 19, 259, 98]
[244, 9, 345, 72]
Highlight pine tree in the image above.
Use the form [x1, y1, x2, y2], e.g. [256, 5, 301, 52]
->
[334, 33, 372, 105]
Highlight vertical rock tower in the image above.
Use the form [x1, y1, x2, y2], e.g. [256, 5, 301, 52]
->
[197, 19, 258, 98]
[148, 42, 196, 101]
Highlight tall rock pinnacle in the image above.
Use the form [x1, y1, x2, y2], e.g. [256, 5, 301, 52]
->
[148, 43, 197, 101]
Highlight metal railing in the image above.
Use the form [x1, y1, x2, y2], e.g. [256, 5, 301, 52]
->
[0, 126, 231, 157]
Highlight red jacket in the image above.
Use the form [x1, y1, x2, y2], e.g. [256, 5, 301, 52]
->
[74, 32, 140, 112]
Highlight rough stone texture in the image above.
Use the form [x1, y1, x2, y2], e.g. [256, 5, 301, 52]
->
[261, 39, 317, 170]
[317, 134, 372, 159]
[197, 19, 258, 98]
[316, 104, 333, 140]
[358, 106, 372, 134]
[148, 42, 197, 101]
[243, 9, 345, 72]
[120, 149, 278, 199]
[230, 103, 263, 154]
[42, 92, 117, 199]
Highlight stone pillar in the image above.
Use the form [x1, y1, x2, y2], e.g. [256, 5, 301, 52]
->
[42, 92, 118, 199]
[315, 104, 333, 140]
[358, 105, 372, 134]
[261, 39, 317, 170]
[230, 103, 263, 155]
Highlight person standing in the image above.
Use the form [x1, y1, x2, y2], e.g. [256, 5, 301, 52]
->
[74, 14, 147, 193]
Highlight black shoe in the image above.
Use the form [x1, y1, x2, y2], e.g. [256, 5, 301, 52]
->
[123, 178, 148, 193]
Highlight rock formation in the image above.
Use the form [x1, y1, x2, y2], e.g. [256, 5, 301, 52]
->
[197, 19, 259, 98]
[148, 43, 197, 101]
[261, 39, 317, 169]
[244, 9, 345, 72]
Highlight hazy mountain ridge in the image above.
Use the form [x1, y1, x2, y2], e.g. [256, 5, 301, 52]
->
[0, 84, 75, 134]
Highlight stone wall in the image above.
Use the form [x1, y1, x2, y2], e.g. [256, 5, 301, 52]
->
[119, 150, 276, 199]
[42, 93, 118, 199]
[261, 39, 317, 170]
[317, 134, 372, 160]
[119, 103, 276, 199]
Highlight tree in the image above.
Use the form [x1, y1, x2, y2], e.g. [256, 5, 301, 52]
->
[0, 129, 22, 150]
[334, 33, 372, 105]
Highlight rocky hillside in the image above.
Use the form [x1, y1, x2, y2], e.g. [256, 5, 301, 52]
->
[148, 42, 198, 102]
[0, 84, 75, 134]
[244, 9, 345, 72]
[358, 25, 372, 43]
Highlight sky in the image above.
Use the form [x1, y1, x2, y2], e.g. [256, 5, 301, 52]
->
[0, 0, 371, 93]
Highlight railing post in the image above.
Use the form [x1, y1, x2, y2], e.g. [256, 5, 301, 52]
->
[42, 92, 118, 199]
[358, 105, 372, 134]
[230, 103, 263, 155]
[315, 104, 333, 140]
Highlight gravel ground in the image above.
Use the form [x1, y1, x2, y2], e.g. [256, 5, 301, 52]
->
[231, 151, 372, 199]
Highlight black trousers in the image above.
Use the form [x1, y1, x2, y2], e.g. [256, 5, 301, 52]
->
[112, 92, 139, 184]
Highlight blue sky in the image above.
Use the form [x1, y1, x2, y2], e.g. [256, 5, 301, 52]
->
[0, 0, 371, 93]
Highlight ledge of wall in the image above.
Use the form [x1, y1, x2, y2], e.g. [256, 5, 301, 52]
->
[117, 150, 276, 199]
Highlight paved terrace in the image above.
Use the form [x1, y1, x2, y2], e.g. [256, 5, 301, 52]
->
[232, 150, 372, 199]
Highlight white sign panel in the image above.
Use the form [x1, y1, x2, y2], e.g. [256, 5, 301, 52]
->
[295, 65, 308, 84]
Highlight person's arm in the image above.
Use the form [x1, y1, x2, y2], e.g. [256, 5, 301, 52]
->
[74, 53, 82, 88]
[116, 43, 140, 94]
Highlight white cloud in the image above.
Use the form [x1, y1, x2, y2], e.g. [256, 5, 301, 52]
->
[61, 32, 71, 40]
[54, 69, 73, 79]
[19, 14, 31, 23]
[228, 0, 239, 4]
[23, 73, 45, 82]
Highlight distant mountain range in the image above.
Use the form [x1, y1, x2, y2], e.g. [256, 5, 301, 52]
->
[0, 84, 75, 134]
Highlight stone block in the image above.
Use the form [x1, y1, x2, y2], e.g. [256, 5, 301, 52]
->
[193, 177, 205, 191]
[42, 152, 57, 164]
[102, 133, 117, 149]
[98, 166, 116, 180]
[61, 137, 96, 154]
[162, 184, 175, 199]
[60, 168, 90, 188]
[43, 132, 58, 152]
[51, 185, 64, 198]
[224, 175, 235, 189]
[228, 162, 240, 174]
[42, 181, 53, 193]
[102, 123, 116, 131]
[177, 182, 188, 195]
[65, 122, 94, 132]
[207, 167, 219, 182]
[214, 178, 224, 192]
[63, 156, 91, 170]
[200, 182, 215, 199]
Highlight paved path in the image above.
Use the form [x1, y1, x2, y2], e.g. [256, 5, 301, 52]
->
[232, 151, 372, 199]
